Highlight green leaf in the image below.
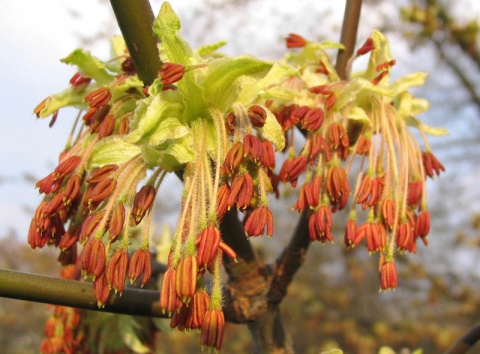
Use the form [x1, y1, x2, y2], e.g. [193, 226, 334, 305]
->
[36, 87, 87, 118]
[87, 136, 142, 170]
[126, 90, 184, 144]
[389, 72, 428, 95]
[110, 35, 128, 59]
[61, 49, 114, 86]
[396, 92, 429, 118]
[258, 109, 285, 151]
[365, 30, 393, 82]
[141, 139, 194, 172]
[202, 56, 272, 111]
[347, 106, 371, 125]
[153, 2, 206, 123]
[148, 116, 191, 146]
[406, 116, 449, 136]
[112, 75, 145, 92]
[237, 62, 297, 105]
[196, 41, 228, 58]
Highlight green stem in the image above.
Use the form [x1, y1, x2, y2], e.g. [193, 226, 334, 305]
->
[0, 268, 168, 318]
[110, 0, 161, 85]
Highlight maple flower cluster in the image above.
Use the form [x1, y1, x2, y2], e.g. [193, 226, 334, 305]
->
[30, 2, 445, 353]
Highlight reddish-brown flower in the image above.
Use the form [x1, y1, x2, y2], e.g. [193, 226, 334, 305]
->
[53, 155, 82, 181]
[396, 221, 415, 253]
[381, 197, 396, 229]
[127, 248, 152, 287]
[279, 155, 308, 187]
[69, 72, 91, 87]
[407, 180, 423, 207]
[248, 105, 267, 128]
[93, 272, 110, 306]
[58, 224, 81, 251]
[79, 211, 106, 244]
[308, 205, 333, 243]
[118, 116, 130, 134]
[325, 164, 350, 210]
[159, 62, 185, 85]
[88, 177, 117, 205]
[256, 142, 274, 171]
[243, 134, 263, 163]
[175, 255, 198, 304]
[221, 142, 244, 176]
[356, 173, 383, 209]
[97, 114, 115, 139]
[81, 238, 106, 279]
[356, 37, 375, 56]
[327, 123, 349, 160]
[228, 173, 254, 210]
[131, 185, 156, 225]
[355, 135, 371, 155]
[159, 268, 179, 316]
[121, 57, 136, 74]
[344, 218, 357, 247]
[244, 206, 274, 237]
[379, 257, 398, 291]
[354, 222, 386, 252]
[308, 133, 331, 162]
[292, 106, 324, 131]
[200, 309, 225, 351]
[84, 87, 111, 109]
[196, 226, 221, 268]
[225, 112, 236, 135]
[285, 33, 307, 48]
[216, 183, 231, 219]
[106, 248, 129, 294]
[415, 209, 431, 240]
[188, 290, 210, 330]
[108, 202, 125, 243]
[422, 151, 445, 179]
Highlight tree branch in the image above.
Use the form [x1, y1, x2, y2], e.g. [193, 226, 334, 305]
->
[0, 268, 168, 318]
[434, 41, 480, 114]
[445, 322, 480, 354]
[268, 211, 310, 306]
[335, 0, 363, 80]
[110, 0, 161, 85]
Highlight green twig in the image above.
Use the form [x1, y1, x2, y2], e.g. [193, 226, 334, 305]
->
[0, 268, 168, 318]
[110, 0, 161, 85]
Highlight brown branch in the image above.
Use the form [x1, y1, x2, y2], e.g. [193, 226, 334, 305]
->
[445, 322, 480, 354]
[435, 40, 480, 113]
[335, 0, 363, 80]
[268, 211, 310, 306]
[425, 0, 480, 71]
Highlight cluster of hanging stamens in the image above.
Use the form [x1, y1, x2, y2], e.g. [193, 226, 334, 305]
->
[31, 29, 445, 353]
[274, 34, 445, 291]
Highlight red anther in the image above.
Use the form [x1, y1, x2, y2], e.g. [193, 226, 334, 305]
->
[285, 33, 307, 48]
[356, 37, 375, 56]
[159, 62, 185, 85]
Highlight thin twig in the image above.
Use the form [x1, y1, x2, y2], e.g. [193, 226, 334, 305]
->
[445, 322, 480, 354]
[434, 41, 480, 114]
